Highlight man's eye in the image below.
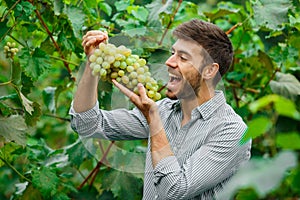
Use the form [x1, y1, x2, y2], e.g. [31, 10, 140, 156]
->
[180, 56, 187, 61]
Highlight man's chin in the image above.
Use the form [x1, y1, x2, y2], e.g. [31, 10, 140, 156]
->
[166, 90, 179, 100]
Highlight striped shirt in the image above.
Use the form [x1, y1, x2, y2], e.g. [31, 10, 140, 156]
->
[69, 90, 251, 199]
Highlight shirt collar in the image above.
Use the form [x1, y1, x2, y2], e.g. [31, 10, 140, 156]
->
[196, 90, 226, 120]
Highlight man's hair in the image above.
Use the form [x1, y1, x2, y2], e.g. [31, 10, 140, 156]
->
[173, 19, 233, 85]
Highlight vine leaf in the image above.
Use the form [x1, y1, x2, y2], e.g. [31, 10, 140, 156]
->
[19, 48, 51, 81]
[19, 92, 34, 115]
[0, 115, 27, 146]
[270, 72, 300, 101]
[276, 132, 300, 150]
[32, 167, 59, 198]
[64, 6, 85, 39]
[146, 0, 173, 23]
[217, 151, 297, 199]
[241, 116, 272, 144]
[252, 0, 292, 30]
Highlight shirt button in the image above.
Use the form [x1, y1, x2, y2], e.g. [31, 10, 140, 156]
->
[155, 195, 158, 199]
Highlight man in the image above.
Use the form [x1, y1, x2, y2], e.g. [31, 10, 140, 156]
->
[69, 19, 251, 199]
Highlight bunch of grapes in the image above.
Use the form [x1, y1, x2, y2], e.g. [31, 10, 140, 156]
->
[4, 42, 18, 59]
[89, 42, 162, 101]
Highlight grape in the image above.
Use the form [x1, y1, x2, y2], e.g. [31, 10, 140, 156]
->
[88, 41, 162, 101]
[4, 42, 19, 59]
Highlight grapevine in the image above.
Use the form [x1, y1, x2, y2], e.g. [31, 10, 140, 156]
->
[89, 42, 162, 101]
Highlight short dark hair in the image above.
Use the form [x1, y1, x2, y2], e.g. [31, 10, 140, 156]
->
[173, 19, 233, 84]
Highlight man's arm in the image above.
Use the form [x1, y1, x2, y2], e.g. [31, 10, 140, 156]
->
[73, 31, 108, 113]
[112, 80, 174, 167]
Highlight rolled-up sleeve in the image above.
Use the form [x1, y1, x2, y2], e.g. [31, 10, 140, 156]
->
[69, 101, 149, 140]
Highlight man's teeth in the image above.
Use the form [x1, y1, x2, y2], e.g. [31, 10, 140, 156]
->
[169, 74, 181, 81]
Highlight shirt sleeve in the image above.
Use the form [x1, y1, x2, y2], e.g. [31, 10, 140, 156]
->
[69, 101, 149, 140]
[153, 121, 251, 199]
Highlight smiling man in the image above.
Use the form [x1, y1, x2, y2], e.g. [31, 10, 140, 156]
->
[69, 19, 251, 199]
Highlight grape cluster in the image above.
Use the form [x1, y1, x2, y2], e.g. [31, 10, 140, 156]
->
[89, 42, 162, 101]
[4, 42, 18, 59]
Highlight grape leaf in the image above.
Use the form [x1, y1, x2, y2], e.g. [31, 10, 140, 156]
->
[19, 48, 51, 81]
[216, 151, 297, 199]
[99, 2, 112, 16]
[130, 6, 149, 22]
[0, 142, 21, 167]
[146, 0, 173, 23]
[0, 115, 27, 146]
[101, 168, 143, 199]
[241, 116, 272, 144]
[270, 72, 300, 101]
[204, 2, 240, 21]
[252, 0, 292, 30]
[42, 86, 56, 113]
[276, 132, 300, 150]
[19, 92, 34, 115]
[66, 139, 91, 167]
[64, 6, 85, 39]
[32, 167, 59, 198]
[24, 101, 41, 127]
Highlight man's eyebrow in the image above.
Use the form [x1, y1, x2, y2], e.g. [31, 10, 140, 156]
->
[171, 47, 192, 58]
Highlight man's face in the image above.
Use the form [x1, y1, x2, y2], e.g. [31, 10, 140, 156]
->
[165, 39, 207, 100]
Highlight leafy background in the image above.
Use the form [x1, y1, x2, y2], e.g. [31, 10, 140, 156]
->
[0, 0, 300, 199]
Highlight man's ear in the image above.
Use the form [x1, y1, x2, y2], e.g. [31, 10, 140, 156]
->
[202, 63, 219, 80]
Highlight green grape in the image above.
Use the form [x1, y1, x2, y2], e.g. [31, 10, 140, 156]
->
[138, 58, 146, 66]
[100, 68, 107, 76]
[120, 61, 127, 69]
[110, 72, 118, 79]
[118, 70, 125, 77]
[115, 53, 124, 61]
[131, 79, 138, 86]
[121, 76, 130, 84]
[137, 75, 146, 83]
[102, 61, 110, 69]
[126, 65, 134, 72]
[93, 64, 101, 72]
[89, 54, 97, 62]
[147, 90, 155, 98]
[136, 67, 145, 75]
[99, 43, 106, 50]
[129, 71, 138, 79]
[146, 82, 152, 89]
[133, 63, 140, 70]
[4, 46, 9, 51]
[96, 57, 103, 64]
[154, 92, 162, 101]
[94, 49, 102, 56]
[113, 61, 120, 67]
[126, 58, 133, 66]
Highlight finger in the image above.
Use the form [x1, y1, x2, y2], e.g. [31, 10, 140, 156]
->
[82, 35, 107, 47]
[83, 30, 108, 40]
[137, 83, 148, 100]
[112, 79, 137, 101]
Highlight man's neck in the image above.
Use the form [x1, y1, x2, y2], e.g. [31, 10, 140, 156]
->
[180, 85, 215, 126]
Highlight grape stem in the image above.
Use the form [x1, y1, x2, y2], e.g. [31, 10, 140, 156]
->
[0, 156, 32, 183]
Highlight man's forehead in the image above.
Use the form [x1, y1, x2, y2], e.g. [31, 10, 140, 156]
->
[172, 39, 203, 54]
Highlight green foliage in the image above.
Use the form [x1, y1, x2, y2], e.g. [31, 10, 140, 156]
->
[0, 0, 299, 199]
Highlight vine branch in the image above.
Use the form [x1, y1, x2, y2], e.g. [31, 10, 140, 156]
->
[0, 156, 32, 183]
[27, 0, 75, 81]
[158, 0, 183, 45]
[77, 141, 115, 190]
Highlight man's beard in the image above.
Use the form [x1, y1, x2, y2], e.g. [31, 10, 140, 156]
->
[167, 74, 202, 100]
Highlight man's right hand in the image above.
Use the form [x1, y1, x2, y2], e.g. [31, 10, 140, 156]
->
[82, 30, 108, 57]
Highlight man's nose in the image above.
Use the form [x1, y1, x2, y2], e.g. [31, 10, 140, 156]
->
[165, 54, 177, 68]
